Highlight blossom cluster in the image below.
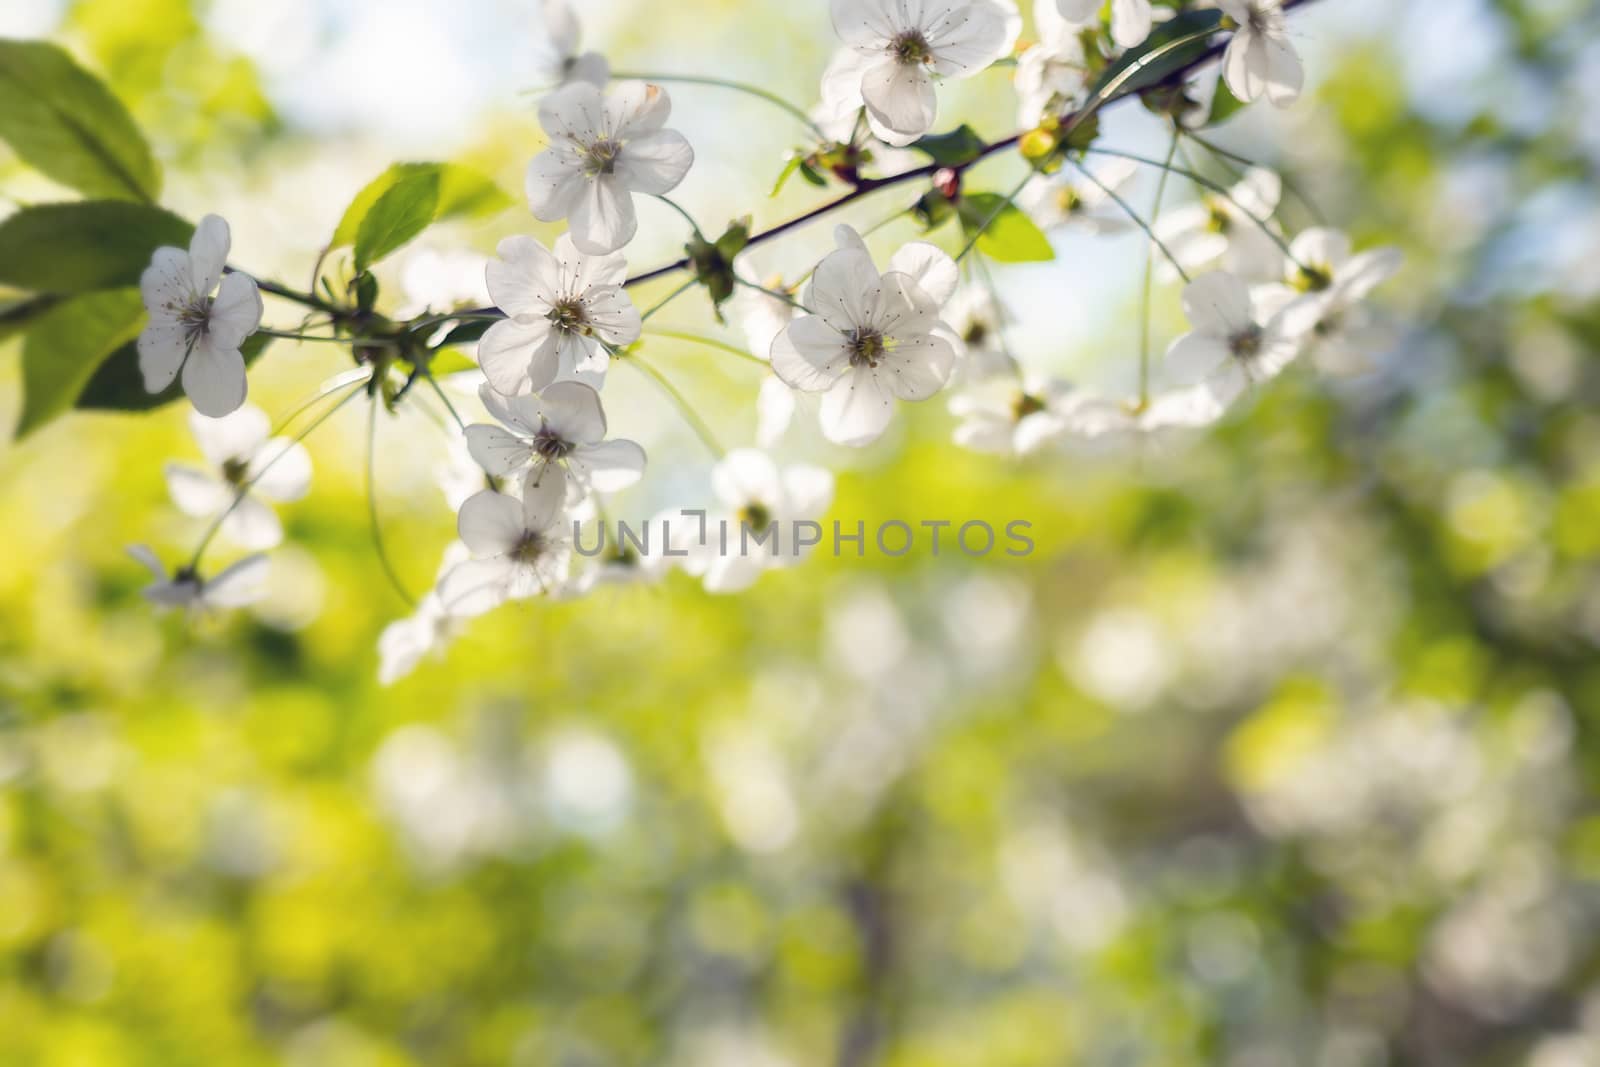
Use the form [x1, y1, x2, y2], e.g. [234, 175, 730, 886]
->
[122, 0, 1401, 684]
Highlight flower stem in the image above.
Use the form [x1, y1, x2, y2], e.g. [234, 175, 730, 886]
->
[653, 194, 706, 239]
[366, 394, 416, 607]
[627, 352, 726, 458]
[187, 378, 368, 570]
[422, 372, 469, 434]
[954, 170, 1033, 263]
[1083, 145, 1309, 270]
[610, 70, 828, 141]
[640, 277, 699, 323]
[643, 328, 767, 366]
[733, 274, 809, 313]
[1139, 131, 1180, 404]
[1072, 158, 1191, 285]
[255, 327, 400, 347]
[1183, 130, 1328, 226]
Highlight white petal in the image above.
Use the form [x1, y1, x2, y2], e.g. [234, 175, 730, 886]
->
[458, 489, 526, 556]
[488, 235, 561, 316]
[614, 129, 693, 195]
[926, 0, 1014, 77]
[606, 80, 673, 137]
[878, 332, 955, 400]
[521, 468, 569, 530]
[126, 543, 165, 579]
[1165, 331, 1231, 383]
[140, 246, 196, 318]
[221, 496, 283, 551]
[1334, 247, 1403, 304]
[539, 80, 607, 141]
[204, 553, 269, 608]
[538, 380, 608, 444]
[137, 322, 188, 393]
[755, 374, 796, 447]
[1181, 272, 1254, 336]
[820, 367, 897, 446]
[465, 424, 535, 477]
[781, 464, 834, 519]
[1110, 0, 1153, 48]
[247, 439, 312, 502]
[770, 316, 850, 392]
[478, 318, 559, 396]
[525, 149, 588, 222]
[581, 285, 641, 346]
[860, 58, 937, 141]
[438, 557, 515, 618]
[182, 340, 248, 417]
[188, 214, 231, 297]
[164, 463, 231, 517]
[570, 438, 646, 492]
[807, 246, 881, 332]
[209, 272, 262, 350]
[714, 449, 782, 510]
[569, 175, 637, 255]
[886, 242, 958, 306]
[190, 403, 268, 466]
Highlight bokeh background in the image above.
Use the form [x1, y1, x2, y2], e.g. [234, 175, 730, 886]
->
[4, 0, 1600, 1064]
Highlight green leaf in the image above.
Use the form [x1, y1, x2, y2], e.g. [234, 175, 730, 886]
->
[354, 169, 441, 273]
[16, 287, 144, 437]
[1205, 77, 1248, 127]
[771, 153, 804, 198]
[0, 39, 160, 202]
[957, 193, 1055, 263]
[78, 331, 272, 414]
[909, 124, 987, 168]
[0, 293, 61, 344]
[331, 162, 512, 259]
[0, 200, 192, 293]
[1088, 10, 1224, 104]
[425, 348, 480, 376]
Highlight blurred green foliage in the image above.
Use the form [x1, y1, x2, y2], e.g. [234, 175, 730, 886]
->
[3, 0, 1600, 1065]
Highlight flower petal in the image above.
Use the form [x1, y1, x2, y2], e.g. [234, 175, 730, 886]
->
[538, 380, 607, 444]
[222, 495, 283, 551]
[614, 129, 693, 195]
[190, 403, 268, 467]
[458, 489, 526, 556]
[488, 235, 561, 316]
[140, 246, 195, 318]
[182, 340, 247, 417]
[606, 80, 673, 138]
[478, 318, 559, 396]
[820, 367, 897, 445]
[1181, 272, 1254, 337]
[770, 316, 850, 392]
[569, 175, 637, 255]
[1164, 331, 1230, 383]
[570, 438, 646, 492]
[247, 438, 313, 502]
[209, 271, 262, 350]
[860, 58, 937, 141]
[525, 149, 588, 222]
[188, 214, 230, 297]
[164, 463, 231, 517]
[465, 424, 536, 476]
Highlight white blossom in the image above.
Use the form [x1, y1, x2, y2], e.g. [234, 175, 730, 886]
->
[127, 544, 269, 613]
[1165, 270, 1306, 397]
[1015, 0, 1090, 126]
[770, 225, 960, 446]
[439, 475, 573, 617]
[1154, 166, 1284, 281]
[465, 381, 646, 497]
[1059, 385, 1235, 448]
[164, 405, 312, 551]
[950, 374, 1081, 455]
[525, 81, 694, 255]
[378, 543, 470, 685]
[1057, 0, 1153, 49]
[682, 449, 836, 594]
[944, 285, 1019, 382]
[533, 0, 609, 88]
[1264, 227, 1405, 375]
[1020, 157, 1138, 236]
[730, 258, 801, 447]
[820, 0, 1021, 146]
[479, 233, 640, 396]
[1217, 0, 1303, 107]
[137, 214, 262, 418]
